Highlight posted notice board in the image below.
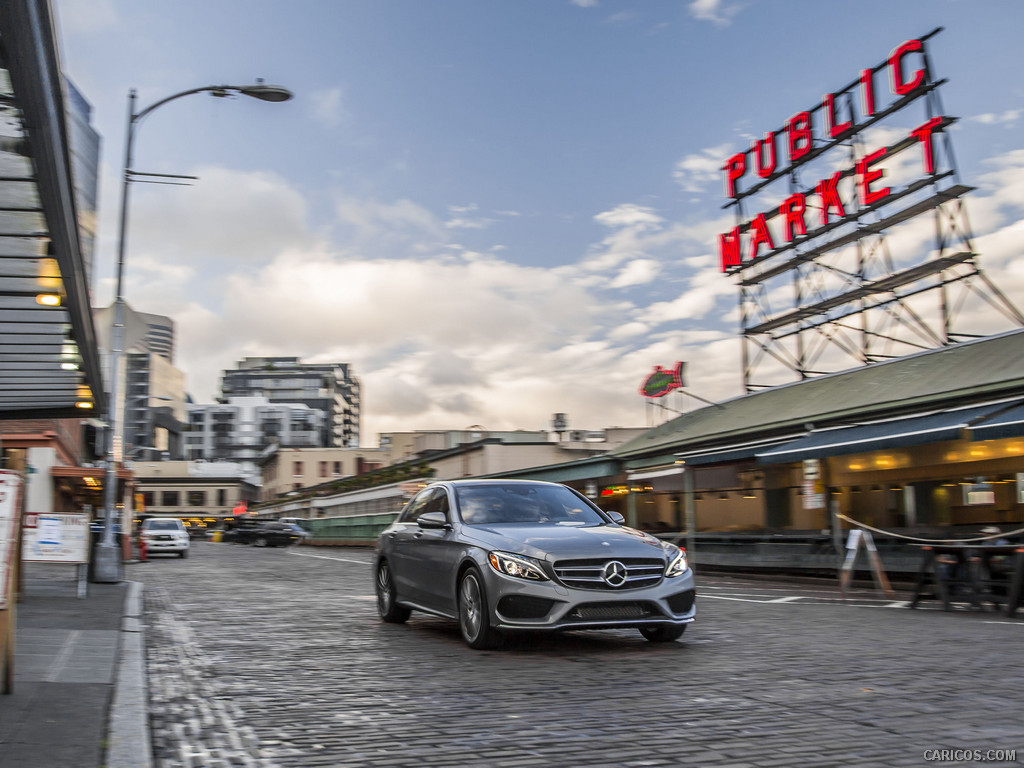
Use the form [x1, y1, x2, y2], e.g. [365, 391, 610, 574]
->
[22, 512, 90, 564]
[0, 471, 24, 611]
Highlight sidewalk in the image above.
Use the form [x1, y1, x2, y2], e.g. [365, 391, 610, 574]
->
[0, 563, 151, 768]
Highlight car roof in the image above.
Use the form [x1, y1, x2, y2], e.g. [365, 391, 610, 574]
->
[432, 479, 562, 488]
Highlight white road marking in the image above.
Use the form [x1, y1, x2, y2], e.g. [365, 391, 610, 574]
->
[45, 629, 81, 682]
[700, 592, 927, 610]
[982, 620, 1024, 626]
[699, 595, 781, 604]
[289, 550, 373, 565]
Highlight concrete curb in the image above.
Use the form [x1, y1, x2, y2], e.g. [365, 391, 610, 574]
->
[106, 580, 153, 768]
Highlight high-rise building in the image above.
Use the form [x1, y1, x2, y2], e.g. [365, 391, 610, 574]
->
[123, 352, 186, 460]
[94, 303, 175, 364]
[94, 303, 185, 461]
[219, 357, 361, 448]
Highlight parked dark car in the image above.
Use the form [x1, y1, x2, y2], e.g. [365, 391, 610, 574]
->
[234, 522, 306, 548]
[375, 479, 696, 649]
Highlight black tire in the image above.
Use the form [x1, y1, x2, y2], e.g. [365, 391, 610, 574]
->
[254, 536, 268, 548]
[639, 624, 686, 643]
[376, 560, 411, 623]
[458, 568, 501, 649]
[180, 549, 188, 559]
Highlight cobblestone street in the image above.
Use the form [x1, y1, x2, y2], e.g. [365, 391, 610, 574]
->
[132, 543, 1024, 768]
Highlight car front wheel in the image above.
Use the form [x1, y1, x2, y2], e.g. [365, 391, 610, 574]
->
[375, 560, 411, 623]
[254, 536, 267, 547]
[639, 624, 686, 643]
[458, 568, 501, 650]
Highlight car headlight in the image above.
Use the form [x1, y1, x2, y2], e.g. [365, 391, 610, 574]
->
[663, 542, 689, 577]
[488, 551, 548, 581]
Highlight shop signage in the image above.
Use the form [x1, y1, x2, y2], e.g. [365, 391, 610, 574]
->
[639, 361, 685, 398]
[719, 34, 944, 273]
[802, 459, 825, 509]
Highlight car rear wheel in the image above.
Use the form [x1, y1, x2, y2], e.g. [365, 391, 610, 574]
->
[375, 560, 411, 623]
[458, 568, 501, 650]
[639, 624, 686, 643]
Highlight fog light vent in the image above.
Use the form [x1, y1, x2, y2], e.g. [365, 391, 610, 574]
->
[497, 595, 555, 620]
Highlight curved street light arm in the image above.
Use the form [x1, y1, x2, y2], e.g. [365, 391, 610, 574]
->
[94, 80, 291, 583]
[133, 83, 293, 123]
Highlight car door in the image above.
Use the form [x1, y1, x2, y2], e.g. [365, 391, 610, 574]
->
[387, 489, 434, 604]
[413, 487, 463, 615]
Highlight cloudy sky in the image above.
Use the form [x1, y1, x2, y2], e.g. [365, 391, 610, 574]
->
[53, 0, 1024, 444]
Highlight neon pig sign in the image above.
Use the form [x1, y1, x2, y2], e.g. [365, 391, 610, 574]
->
[718, 31, 946, 273]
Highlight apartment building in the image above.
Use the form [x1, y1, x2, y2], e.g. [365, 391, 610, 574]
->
[220, 357, 361, 448]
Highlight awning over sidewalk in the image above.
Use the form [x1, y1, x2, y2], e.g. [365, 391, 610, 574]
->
[0, 0, 104, 418]
[969, 401, 1024, 442]
[755, 403, 1006, 464]
[678, 436, 800, 467]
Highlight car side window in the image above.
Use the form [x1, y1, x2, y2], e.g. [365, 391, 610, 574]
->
[398, 489, 434, 523]
[422, 488, 451, 519]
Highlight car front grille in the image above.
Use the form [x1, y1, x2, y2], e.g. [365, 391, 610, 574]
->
[553, 557, 664, 590]
[568, 601, 660, 621]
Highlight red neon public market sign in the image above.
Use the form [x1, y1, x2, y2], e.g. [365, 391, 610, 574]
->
[718, 37, 943, 273]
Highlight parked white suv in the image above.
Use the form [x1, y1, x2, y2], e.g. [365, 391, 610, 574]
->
[140, 518, 190, 558]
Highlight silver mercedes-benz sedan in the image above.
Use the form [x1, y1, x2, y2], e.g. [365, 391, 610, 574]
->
[374, 479, 696, 649]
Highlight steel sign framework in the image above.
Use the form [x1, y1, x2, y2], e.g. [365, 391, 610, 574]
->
[718, 28, 1023, 392]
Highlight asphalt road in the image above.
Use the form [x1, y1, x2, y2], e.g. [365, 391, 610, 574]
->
[132, 542, 1024, 768]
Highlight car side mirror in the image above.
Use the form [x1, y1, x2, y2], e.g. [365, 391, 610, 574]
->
[606, 510, 626, 525]
[417, 511, 450, 530]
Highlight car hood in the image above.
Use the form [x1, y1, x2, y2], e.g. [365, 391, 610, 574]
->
[461, 523, 668, 562]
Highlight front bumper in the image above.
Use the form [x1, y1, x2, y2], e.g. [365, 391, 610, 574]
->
[482, 566, 696, 632]
[143, 537, 188, 553]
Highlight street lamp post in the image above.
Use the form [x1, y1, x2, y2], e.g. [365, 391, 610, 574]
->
[93, 83, 292, 583]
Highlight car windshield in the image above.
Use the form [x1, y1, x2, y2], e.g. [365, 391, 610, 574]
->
[456, 484, 607, 526]
[145, 520, 180, 531]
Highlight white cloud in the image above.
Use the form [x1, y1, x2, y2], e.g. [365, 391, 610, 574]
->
[611, 258, 660, 288]
[673, 143, 732, 193]
[334, 197, 446, 254]
[309, 87, 349, 127]
[971, 109, 1022, 126]
[129, 166, 311, 268]
[644, 265, 733, 324]
[687, 0, 741, 26]
[594, 203, 664, 230]
[570, 0, 598, 7]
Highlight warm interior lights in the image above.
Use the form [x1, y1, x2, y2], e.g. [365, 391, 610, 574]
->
[36, 293, 61, 306]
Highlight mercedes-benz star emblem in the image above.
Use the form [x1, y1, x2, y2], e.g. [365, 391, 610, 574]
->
[602, 560, 627, 588]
